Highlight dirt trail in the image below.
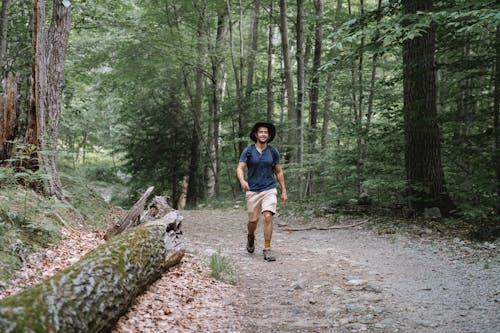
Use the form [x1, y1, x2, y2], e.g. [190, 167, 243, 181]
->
[181, 208, 500, 333]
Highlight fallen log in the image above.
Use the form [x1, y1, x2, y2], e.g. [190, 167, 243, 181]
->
[0, 205, 184, 333]
[280, 220, 368, 231]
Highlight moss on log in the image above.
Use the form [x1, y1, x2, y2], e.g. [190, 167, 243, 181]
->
[0, 219, 185, 333]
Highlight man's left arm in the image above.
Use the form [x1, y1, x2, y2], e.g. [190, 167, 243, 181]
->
[274, 164, 288, 203]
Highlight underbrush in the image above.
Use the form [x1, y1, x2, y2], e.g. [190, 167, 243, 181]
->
[0, 170, 111, 289]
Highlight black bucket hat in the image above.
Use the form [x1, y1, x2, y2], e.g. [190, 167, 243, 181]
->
[250, 122, 276, 143]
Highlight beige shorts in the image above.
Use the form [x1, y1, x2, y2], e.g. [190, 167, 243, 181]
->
[245, 188, 278, 222]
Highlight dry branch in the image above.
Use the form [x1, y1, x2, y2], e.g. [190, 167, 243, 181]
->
[280, 220, 368, 231]
[104, 186, 155, 239]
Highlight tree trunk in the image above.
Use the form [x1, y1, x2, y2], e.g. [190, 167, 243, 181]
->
[0, 0, 9, 74]
[296, 0, 305, 197]
[0, 72, 20, 161]
[353, 0, 366, 197]
[206, 3, 228, 198]
[495, 0, 500, 213]
[44, 0, 71, 198]
[266, 1, 275, 122]
[245, 0, 260, 98]
[24, 0, 48, 182]
[321, 72, 333, 150]
[309, 0, 323, 143]
[186, 5, 206, 206]
[0, 213, 184, 333]
[321, 0, 342, 150]
[305, 0, 324, 196]
[177, 175, 189, 210]
[226, 0, 245, 154]
[24, 0, 70, 199]
[402, 0, 455, 215]
[365, 0, 382, 137]
[279, 0, 296, 163]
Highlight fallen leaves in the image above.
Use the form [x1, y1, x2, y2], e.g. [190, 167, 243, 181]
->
[0, 228, 105, 299]
[112, 254, 243, 333]
[0, 219, 243, 333]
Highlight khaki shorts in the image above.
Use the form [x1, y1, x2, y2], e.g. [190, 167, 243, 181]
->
[245, 188, 277, 222]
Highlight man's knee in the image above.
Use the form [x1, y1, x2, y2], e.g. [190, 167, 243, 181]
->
[262, 211, 273, 222]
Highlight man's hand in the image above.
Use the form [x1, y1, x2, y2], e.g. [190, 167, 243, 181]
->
[236, 162, 249, 191]
[281, 191, 288, 204]
[240, 180, 249, 192]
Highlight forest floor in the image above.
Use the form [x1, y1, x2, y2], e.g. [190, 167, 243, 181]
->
[1, 207, 499, 332]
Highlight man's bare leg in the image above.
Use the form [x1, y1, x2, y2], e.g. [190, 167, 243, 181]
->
[262, 211, 276, 261]
[247, 220, 258, 253]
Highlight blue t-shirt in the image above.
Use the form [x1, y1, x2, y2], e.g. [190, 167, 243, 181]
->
[239, 145, 280, 192]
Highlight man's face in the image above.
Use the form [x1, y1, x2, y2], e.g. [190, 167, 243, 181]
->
[256, 127, 269, 143]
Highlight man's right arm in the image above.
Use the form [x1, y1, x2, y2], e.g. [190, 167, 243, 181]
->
[236, 162, 249, 191]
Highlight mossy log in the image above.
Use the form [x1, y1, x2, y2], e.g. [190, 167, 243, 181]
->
[0, 214, 185, 333]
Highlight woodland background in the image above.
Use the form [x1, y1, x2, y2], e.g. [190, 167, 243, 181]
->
[0, 0, 499, 233]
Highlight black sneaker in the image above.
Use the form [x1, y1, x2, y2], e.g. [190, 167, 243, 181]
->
[263, 248, 276, 262]
[247, 234, 255, 253]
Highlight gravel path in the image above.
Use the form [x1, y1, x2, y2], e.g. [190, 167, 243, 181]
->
[181, 208, 500, 333]
[2, 207, 498, 332]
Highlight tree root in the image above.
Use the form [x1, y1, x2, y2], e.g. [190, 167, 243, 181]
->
[280, 220, 368, 231]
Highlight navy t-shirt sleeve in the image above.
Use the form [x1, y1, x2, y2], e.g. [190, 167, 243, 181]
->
[239, 147, 250, 163]
[273, 148, 281, 165]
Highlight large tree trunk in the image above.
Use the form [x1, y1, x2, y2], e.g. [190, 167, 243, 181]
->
[43, 0, 71, 198]
[25, 0, 70, 199]
[0, 199, 184, 333]
[495, 0, 500, 213]
[402, 0, 455, 215]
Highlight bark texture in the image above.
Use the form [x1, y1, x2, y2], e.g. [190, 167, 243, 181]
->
[402, 0, 455, 215]
[0, 210, 184, 333]
[279, 0, 297, 162]
[0, 72, 20, 161]
[495, 0, 500, 213]
[42, 0, 71, 198]
[23, 0, 70, 198]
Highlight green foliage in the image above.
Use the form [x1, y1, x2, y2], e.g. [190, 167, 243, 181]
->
[59, 174, 112, 229]
[56, 0, 500, 226]
[81, 165, 121, 183]
[0, 163, 112, 287]
[0, 188, 65, 289]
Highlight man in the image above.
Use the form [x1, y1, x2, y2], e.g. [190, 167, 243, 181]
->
[236, 122, 288, 262]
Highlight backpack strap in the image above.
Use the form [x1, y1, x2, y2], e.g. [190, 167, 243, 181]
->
[246, 144, 279, 167]
[268, 144, 279, 167]
[246, 144, 255, 161]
